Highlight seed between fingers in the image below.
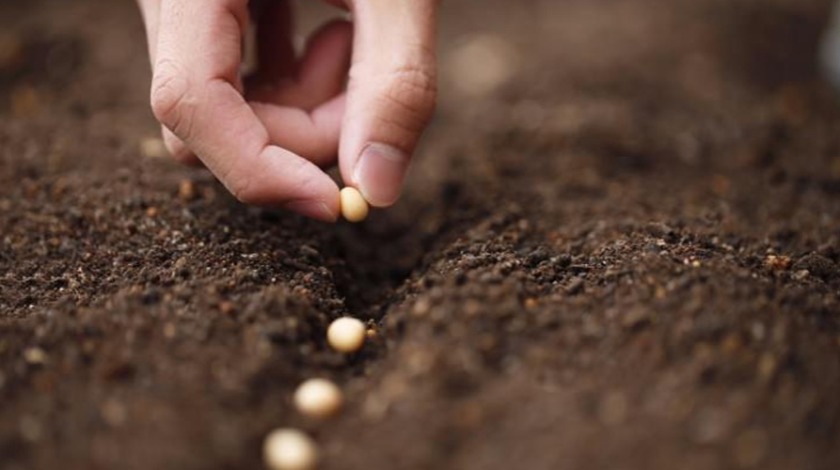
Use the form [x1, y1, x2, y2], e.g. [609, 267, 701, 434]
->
[339, 187, 369, 222]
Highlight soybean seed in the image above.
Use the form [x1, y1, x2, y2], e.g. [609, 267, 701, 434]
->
[294, 378, 343, 419]
[263, 428, 318, 470]
[327, 317, 366, 353]
[339, 187, 369, 223]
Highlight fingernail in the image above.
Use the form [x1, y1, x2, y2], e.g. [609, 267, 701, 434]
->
[353, 143, 410, 207]
[283, 200, 336, 222]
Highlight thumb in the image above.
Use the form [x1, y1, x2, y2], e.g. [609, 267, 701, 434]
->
[339, 0, 438, 207]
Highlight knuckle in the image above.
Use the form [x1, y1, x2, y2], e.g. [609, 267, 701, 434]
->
[381, 63, 438, 123]
[150, 60, 194, 138]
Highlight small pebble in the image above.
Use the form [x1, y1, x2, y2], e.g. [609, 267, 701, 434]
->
[162, 323, 177, 339]
[178, 179, 196, 201]
[219, 301, 235, 315]
[294, 378, 343, 419]
[764, 254, 791, 271]
[339, 187, 369, 223]
[264, 428, 318, 470]
[23, 347, 47, 365]
[327, 317, 366, 353]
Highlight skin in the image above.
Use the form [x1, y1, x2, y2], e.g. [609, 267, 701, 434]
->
[135, 0, 439, 222]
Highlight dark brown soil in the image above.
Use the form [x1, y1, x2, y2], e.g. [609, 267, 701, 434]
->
[2, 0, 840, 469]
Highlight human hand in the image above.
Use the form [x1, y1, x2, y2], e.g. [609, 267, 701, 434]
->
[136, 0, 438, 221]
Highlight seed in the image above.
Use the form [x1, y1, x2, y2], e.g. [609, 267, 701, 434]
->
[327, 317, 366, 353]
[263, 428, 318, 470]
[23, 347, 47, 365]
[294, 378, 343, 419]
[339, 187, 369, 223]
[178, 179, 196, 201]
[140, 137, 167, 159]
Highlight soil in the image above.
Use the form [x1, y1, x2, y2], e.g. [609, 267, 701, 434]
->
[2, 0, 840, 469]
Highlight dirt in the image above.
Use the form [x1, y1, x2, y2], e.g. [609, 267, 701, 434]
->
[2, 0, 840, 469]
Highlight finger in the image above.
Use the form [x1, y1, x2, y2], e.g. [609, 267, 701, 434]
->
[339, 0, 438, 207]
[136, 0, 161, 64]
[152, 0, 340, 221]
[246, 18, 350, 164]
[161, 126, 202, 166]
[295, 19, 352, 107]
[136, 1, 200, 166]
[251, 94, 345, 166]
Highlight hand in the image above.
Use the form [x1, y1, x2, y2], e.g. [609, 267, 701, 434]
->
[136, 0, 438, 221]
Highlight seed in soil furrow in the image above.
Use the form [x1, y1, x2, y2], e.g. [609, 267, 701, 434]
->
[327, 317, 366, 353]
[294, 378, 343, 419]
[264, 429, 318, 470]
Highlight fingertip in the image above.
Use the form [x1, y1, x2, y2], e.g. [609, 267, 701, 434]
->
[284, 199, 340, 223]
[238, 145, 341, 221]
[352, 142, 410, 207]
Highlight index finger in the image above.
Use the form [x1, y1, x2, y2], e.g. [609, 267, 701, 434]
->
[151, 0, 340, 221]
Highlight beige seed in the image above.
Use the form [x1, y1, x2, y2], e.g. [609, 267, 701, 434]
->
[339, 187, 369, 223]
[178, 179, 196, 201]
[140, 137, 167, 159]
[263, 428, 318, 470]
[294, 378, 343, 419]
[327, 317, 366, 353]
[23, 347, 47, 365]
